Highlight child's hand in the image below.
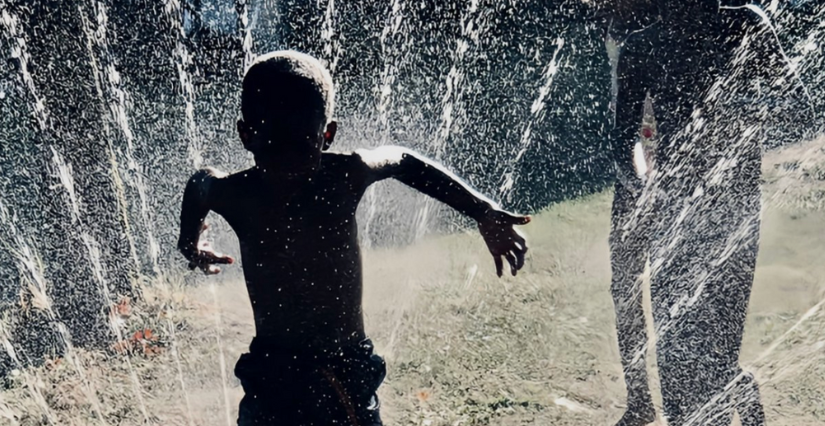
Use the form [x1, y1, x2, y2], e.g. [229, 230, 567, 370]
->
[184, 223, 234, 275]
[188, 241, 234, 275]
[478, 210, 531, 277]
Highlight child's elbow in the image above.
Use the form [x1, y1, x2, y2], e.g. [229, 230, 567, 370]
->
[185, 167, 227, 205]
[189, 167, 223, 184]
[176, 237, 197, 260]
[176, 237, 188, 253]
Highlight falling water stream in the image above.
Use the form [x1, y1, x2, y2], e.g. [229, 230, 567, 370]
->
[414, 0, 488, 241]
[362, 0, 408, 249]
[162, 1, 237, 421]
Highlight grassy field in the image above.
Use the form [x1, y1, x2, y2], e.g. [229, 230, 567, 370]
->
[2, 137, 825, 425]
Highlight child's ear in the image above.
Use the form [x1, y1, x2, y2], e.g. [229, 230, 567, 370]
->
[322, 121, 338, 151]
[237, 119, 251, 149]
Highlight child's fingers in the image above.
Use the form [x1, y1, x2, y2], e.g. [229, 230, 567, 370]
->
[505, 252, 518, 276]
[515, 230, 528, 245]
[517, 238, 528, 259]
[212, 254, 234, 264]
[515, 248, 525, 270]
[503, 213, 531, 225]
[201, 250, 234, 264]
[494, 255, 504, 278]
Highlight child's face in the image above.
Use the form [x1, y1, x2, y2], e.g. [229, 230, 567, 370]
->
[238, 118, 337, 177]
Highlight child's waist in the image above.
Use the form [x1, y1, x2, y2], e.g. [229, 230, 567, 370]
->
[235, 336, 387, 403]
[236, 336, 386, 387]
[247, 336, 376, 363]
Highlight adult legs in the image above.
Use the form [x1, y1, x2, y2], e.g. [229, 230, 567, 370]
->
[609, 29, 658, 426]
[652, 210, 762, 426]
[736, 371, 766, 426]
[610, 180, 655, 426]
[649, 61, 765, 424]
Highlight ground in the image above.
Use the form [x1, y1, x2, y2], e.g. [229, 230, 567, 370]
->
[1, 137, 824, 426]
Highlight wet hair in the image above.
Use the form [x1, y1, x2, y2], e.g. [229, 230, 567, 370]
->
[241, 51, 335, 147]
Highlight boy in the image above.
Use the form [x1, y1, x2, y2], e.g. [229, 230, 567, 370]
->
[177, 50, 530, 425]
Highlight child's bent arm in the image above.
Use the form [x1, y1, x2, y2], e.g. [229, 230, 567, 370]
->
[178, 169, 215, 256]
[357, 146, 531, 277]
[357, 146, 496, 221]
[177, 168, 233, 274]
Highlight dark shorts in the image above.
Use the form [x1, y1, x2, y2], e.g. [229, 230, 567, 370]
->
[234, 338, 386, 426]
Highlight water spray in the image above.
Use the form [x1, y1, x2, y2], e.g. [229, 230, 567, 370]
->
[414, 0, 489, 241]
[720, 3, 817, 115]
[163, 3, 234, 420]
[165, 0, 203, 169]
[498, 38, 565, 203]
[363, 0, 409, 249]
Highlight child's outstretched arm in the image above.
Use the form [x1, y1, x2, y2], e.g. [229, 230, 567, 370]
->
[357, 146, 530, 277]
[177, 168, 234, 275]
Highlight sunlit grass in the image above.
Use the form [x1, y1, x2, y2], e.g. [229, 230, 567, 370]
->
[2, 137, 825, 425]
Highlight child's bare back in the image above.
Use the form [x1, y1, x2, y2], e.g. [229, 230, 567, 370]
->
[188, 153, 369, 348]
[177, 51, 530, 426]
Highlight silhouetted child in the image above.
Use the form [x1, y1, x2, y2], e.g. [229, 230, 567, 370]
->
[177, 51, 530, 426]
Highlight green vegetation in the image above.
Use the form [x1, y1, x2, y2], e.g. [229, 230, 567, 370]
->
[2, 138, 825, 425]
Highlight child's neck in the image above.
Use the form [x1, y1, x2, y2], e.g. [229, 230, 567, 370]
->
[251, 163, 316, 188]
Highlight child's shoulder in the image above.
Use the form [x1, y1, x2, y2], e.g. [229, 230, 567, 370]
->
[323, 146, 418, 168]
[322, 150, 360, 162]
[186, 166, 241, 186]
[321, 150, 372, 172]
[184, 166, 253, 198]
[321, 147, 413, 178]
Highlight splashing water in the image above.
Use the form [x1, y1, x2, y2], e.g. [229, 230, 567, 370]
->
[0, 319, 57, 425]
[320, 0, 339, 76]
[362, 0, 408, 249]
[165, 0, 203, 169]
[209, 283, 233, 426]
[414, 0, 489, 241]
[499, 37, 565, 202]
[721, 3, 816, 114]
[0, 1, 823, 424]
[0, 199, 108, 425]
[3, 6, 143, 423]
[50, 147, 151, 423]
[162, 2, 240, 420]
[610, 4, 825, 424]
[79, 2, 159, 275]
[0, 9, 47, 131]
[235, 0, 256, 72]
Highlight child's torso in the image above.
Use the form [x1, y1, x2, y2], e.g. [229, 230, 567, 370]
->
[213, 153, 371, 349]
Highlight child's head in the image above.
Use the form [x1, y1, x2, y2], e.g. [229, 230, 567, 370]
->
[238, 50, 337, 176]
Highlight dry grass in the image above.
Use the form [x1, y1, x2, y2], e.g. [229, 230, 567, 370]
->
[2, 137, 825, 425]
